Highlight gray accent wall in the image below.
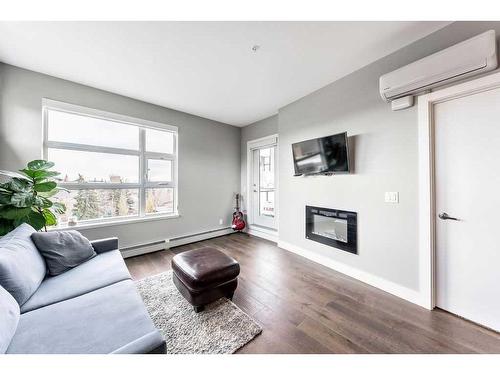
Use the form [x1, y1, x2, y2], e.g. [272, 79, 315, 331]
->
[244, 21, 500, 293]
[0, 63, 241, 248]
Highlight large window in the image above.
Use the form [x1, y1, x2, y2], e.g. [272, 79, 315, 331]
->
[42, 99, 178, 226]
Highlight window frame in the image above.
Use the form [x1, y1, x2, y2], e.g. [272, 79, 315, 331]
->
[42, 99, 179, 226]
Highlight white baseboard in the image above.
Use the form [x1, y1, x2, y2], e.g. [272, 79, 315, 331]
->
[121, 227, 233, 258]
[167, 227, 233, 248]
[277, 240, 429, 309]
[121, 242, 166, 258]
[247, 226, 278, 242]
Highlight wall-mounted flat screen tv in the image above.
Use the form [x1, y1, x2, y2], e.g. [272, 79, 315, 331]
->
[292, 132, 350, 175]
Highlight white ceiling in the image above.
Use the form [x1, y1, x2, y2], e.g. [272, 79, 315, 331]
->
[0, 22, 450, 126]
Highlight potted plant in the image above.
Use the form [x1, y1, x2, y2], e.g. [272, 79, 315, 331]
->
[0, 160, 67, 236]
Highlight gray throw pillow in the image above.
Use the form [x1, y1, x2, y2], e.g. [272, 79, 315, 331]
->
[0, 285, 20, 353]
[0, 223, 47, 306]
[31, 230, 97, 276]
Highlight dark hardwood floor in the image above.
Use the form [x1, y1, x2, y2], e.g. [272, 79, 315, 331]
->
[125, 233, 500, 354]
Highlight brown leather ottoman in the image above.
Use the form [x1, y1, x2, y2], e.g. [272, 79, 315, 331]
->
[171, 247, 240, 313]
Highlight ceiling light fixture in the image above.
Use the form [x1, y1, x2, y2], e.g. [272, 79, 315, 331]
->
[251, 45, 260, 52]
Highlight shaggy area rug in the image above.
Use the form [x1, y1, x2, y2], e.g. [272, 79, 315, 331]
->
[135, 270, 262, 354]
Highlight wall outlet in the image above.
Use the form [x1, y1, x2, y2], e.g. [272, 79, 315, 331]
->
[219, 218, 224, 225]
[384, 192, 399, 203]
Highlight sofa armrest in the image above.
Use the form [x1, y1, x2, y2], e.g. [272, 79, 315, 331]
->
[91, 237, 119, 254]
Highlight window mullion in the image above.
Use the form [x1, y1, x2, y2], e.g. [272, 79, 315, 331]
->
[144, 151, 175, 160]
[139, 128, 146, 218]
[174, 133, 178, 213]
[59, 183, 141, 190]
[45, 141, 140, 156]
[145, 181, 175, 188]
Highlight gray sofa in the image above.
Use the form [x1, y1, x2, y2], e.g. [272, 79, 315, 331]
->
[0, 225, 165, 354]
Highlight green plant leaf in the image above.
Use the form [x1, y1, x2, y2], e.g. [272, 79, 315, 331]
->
[31, 196, 47, 209]
[52, 202, 66, 214]
[20, 169, 60, 181]
[32, 196, 42, 206]
[5, 178, 32, 193]
[0, 160, 64, 234]
[10, 192, 35, 208]
[34, 171, 60, 182]
[0, 219, 15, 236]
[27, 160, 55, 171]
[43, 209, 57, 226]
[38, 188, 59, 198]
[0, 206, 32, 220]
[0, 190, 13, 205]
[34, 181, 57, 192]
[19, 169, 38, 179]
[15, 210, 46, 230]
[22, 211, 45, 230]
[37, 196, 56, 209]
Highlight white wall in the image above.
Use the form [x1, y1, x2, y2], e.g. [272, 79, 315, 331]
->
[0, 63, 241, 249]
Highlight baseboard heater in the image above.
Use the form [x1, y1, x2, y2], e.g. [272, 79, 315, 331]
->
[121, 226, 232, 258]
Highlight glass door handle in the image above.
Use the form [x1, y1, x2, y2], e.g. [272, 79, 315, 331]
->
[438, 212, 459, 221]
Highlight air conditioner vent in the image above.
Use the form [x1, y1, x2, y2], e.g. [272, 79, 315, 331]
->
[380, 30, 498, 102]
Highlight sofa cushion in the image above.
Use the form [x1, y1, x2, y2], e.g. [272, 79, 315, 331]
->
[31, 230, 96, 276]
[90, 237, 118, 254]
[7, 280, 165, 354]
[21, 249, 131, 313]
[0, 285, 20, 353]
[0, 224, 47, 306]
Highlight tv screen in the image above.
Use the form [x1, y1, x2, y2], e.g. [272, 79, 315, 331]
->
[292, 132, 349, 175]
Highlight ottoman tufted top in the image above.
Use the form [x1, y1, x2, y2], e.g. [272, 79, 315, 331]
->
[171, 247, 240, 291]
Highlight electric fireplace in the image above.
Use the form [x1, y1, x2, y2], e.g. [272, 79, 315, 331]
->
[305, 206, 357, 254]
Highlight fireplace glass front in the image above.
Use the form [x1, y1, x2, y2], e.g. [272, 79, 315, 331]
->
[312, 214, 348, 243]
[305, 206, 357, 254]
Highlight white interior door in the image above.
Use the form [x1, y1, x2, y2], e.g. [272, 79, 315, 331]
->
[251, 145, 277, 229]
[435, 86, 500, 332]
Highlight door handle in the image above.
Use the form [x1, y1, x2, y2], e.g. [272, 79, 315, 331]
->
[438, 212, 459, 221]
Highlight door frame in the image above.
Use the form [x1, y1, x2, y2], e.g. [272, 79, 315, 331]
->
[417, 70, 500, 310]
[246, 134, 279, 236]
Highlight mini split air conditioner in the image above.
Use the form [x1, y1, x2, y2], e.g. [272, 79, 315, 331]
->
[379, 30, 498, 108]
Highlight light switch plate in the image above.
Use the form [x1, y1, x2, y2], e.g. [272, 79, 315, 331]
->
[385, 192, 399, 203]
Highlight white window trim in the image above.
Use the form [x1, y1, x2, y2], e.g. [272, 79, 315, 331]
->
[41, 98, 179, 227]
[246, 134, 279, 233]
[48, 212, 180, 232]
